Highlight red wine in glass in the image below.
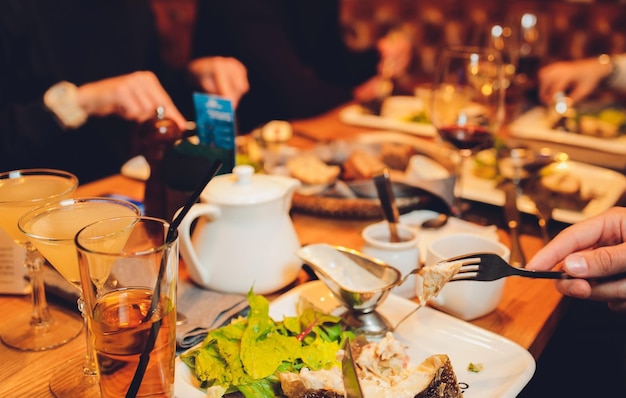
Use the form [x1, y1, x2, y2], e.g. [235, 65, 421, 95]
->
[438, 124, 494, 152]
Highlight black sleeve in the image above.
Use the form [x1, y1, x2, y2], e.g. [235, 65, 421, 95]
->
[191, 0, 378, 127]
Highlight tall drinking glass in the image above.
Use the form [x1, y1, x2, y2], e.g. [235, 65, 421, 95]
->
[430, 46, 505, 216]
[19, 197, 141, 397]
[0, 168, 81, 351]
[76, 216, 178, 398]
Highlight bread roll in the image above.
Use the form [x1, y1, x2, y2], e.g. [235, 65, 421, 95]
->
[342, 150, 386, 180]
[286, 155, 340, 186]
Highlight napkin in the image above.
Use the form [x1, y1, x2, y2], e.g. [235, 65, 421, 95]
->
[176, 279, 249, 349]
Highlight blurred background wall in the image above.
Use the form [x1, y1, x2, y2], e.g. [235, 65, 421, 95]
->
[150, 0, 626, 79]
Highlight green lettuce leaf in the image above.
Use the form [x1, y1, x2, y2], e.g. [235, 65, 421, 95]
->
[181, 288, 355, 397]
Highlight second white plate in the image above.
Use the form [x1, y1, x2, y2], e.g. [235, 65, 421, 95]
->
[339, 101, 437, 138]
[460, 156, 626, 224]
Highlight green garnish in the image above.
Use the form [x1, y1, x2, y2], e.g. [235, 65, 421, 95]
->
[404, 111, 430, 123]
[468, 362, 484, 373]
[181, 289, 355, 397]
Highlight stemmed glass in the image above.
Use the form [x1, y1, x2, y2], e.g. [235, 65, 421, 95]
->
[430, 46, 505, 216]
[19, 197, 141, 397]
[0, 168, 82, 351]
[506, 9, 548, 96]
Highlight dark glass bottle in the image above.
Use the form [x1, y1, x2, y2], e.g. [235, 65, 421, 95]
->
[135, 107, 182, 220]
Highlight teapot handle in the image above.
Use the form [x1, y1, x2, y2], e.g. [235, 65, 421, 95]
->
[175, 203, 221, 285]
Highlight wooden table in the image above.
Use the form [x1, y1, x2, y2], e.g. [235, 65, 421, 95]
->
[0, 105, 569, 397]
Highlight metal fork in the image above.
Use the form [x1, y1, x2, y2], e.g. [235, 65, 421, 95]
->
[445, 253, 571, 282]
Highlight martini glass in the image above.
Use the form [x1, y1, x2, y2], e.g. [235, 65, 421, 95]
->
[19, 197, 141, 398]
[430, 46, 505, 217]
[0, 168, 81, 351]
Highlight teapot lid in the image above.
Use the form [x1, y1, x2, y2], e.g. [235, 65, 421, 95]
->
[203, 164, 286, 205]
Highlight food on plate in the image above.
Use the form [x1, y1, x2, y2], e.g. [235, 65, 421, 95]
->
[380, 96, 430, 124]
[181, 290, 355, 397]
[539, 169, 580, 196]
[261, 120, 294, 143]
[287, 155, 341, 185]
[578, 114, 621, 138]
[380, 142, 417, 170]
[415, 260, 463, 306]
[553, 105, 626, 138]
[467, 362, 484, 373]
[181, 291, 462, 398]
[280, 333, 461, 398]
[472, 148, 498, 179]
[523, 165, 592, 211]
[342, 149, 387, 180]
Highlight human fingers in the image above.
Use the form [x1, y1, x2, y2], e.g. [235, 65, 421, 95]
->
[525, 207, 626, 271]
[561, 242, 626, 280]
[110, 72, 187, 130]
[566, 81, 602, 104]
[556, 276, 626, 310]
[588, 277, 626, 304]
[607, 299, 626, 313]
[210, 58, 249, 107]
[553, 278, 626, 313]
[189, 57, 249, 107]
[538, 68, 571, 105]
[121, 72, 186, 128]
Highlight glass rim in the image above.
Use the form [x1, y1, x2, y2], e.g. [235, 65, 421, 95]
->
[75, 215, 177, 257]
[0, 168, 78, 206]
[19, 196, 141, 243]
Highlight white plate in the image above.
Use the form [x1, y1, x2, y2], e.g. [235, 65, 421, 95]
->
[355, 131, 626, 224]
[509, 106, 626, 155]
[339, 102, 437, 138]
[460, 157, 626, 224]
[175, 281, 535, 398]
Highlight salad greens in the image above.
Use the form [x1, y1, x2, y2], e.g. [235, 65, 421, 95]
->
[181, 289, 355, 397]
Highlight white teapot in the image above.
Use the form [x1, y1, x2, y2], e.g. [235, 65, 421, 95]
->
[177, 165, 302, 294]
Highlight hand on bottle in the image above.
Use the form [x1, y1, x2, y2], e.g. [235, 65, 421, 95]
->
[188, 56, 249, 107]
[77, 71, 187, 131]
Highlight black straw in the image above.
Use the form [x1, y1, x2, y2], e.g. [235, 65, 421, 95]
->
[126, 159, 223, 398]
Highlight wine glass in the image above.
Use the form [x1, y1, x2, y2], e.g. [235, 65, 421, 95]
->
[430, 46, 505, 216]
[19, 197, 141, 397]
[506, 9, 548, 96]
[0, 168, 82, 351]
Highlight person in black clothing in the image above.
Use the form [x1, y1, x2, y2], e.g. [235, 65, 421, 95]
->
[0, 0, 248, 183]
[191, 0, 412, 133]
[519, 206, 626, 396]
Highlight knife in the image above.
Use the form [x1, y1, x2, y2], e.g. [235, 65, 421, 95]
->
[502, 181, 527, 268]
[342, 338, 364, 398]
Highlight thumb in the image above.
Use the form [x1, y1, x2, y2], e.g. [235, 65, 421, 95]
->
[564, 244, 626, 278]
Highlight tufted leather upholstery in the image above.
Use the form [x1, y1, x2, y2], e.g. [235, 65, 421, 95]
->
[340, 0, 626, 80]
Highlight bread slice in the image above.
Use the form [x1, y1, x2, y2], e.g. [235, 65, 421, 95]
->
[286, 155, 341, 186]
[415, 260, 463, 306]
[342, 149, 386, 180]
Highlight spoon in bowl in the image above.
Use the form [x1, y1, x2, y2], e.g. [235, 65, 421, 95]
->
[373, 168, 401, 242]
[420, 213, 449, 229]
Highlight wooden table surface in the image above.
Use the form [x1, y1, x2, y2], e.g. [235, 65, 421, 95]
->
[0, 105, 571, 397]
